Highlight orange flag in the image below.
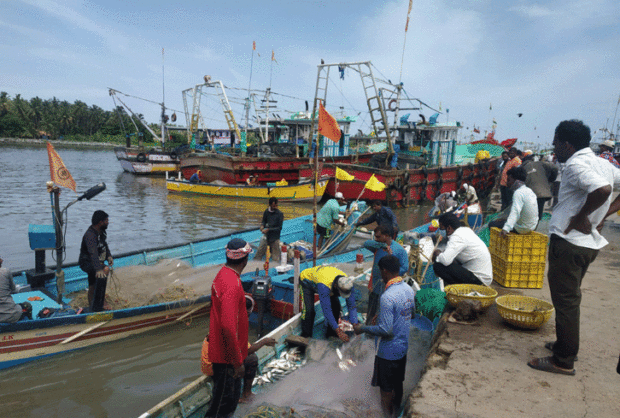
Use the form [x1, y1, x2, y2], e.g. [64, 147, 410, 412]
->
[318, 102, 341, 142]
[47, 142, 76, 192]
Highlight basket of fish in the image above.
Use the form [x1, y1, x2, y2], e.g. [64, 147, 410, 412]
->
[444, 284, 498, 311]
[495, 295, 554, 329]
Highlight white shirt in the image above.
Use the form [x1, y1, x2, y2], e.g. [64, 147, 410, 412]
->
[549, 147, 620, 249]
[504, 184, 539, 233]
[436, 227, 493, 286]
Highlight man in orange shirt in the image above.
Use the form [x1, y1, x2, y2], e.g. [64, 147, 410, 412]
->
[499, 147, 522, 210]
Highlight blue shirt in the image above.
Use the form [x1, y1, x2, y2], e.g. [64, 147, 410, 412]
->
[317, 199, 341, 229]
[357, 207, 399, 232]
[363, 240, 408, 295]
[360, 281, 415, 360]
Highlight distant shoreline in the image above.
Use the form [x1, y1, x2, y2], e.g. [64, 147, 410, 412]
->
[0, 137, 117, 148]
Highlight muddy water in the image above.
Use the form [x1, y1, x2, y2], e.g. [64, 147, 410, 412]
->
[0, 144, 437, 418]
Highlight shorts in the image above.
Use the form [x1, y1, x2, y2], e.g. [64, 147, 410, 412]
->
[316, 224, 328, 238]
[371, 355, 407, 392]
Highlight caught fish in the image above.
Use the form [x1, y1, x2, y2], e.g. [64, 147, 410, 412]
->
[336, 347, 343, 360]
[465, 291, 485, 297]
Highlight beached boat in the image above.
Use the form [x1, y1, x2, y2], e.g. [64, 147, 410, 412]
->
[2, 206, 368, 370]
[165, 177, 328, 202]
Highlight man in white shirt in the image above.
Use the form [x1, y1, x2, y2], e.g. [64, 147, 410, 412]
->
[489, 166, 539, 236]
[528, 120, 620, 377]
[432, 213, 493, 286]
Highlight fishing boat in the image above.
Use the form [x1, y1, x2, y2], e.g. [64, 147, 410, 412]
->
[178, 78, 377, 185]
[165, 177, 329, 202]
[109, 87, 182, 175]
[2, 205, 369, 370]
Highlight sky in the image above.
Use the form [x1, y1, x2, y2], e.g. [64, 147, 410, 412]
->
[2, 0, 619, 149]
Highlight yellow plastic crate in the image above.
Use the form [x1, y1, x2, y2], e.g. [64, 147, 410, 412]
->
[489, 228, 548, 263]
[492, 255, 545, 288]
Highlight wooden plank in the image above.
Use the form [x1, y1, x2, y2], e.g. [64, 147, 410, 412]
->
[59, 321, 109, 345]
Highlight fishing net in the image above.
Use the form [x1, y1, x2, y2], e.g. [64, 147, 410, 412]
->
[415, 288, 447, 321]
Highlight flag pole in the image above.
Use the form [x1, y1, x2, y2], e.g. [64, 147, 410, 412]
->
[311, 98, 321, 267]
[244, 42, 256, 155]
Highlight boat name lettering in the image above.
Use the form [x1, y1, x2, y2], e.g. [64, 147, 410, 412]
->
[149, 154, 170, 162]
[2, 335, 14, 341]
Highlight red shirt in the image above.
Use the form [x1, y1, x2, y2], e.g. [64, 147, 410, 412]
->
[207, 265, 249, 368]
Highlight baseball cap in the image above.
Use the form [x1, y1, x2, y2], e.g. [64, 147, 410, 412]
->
[336, 275, 354, 298]
[335, 192, 344, 199]
[523, 150, 533, 157]
[603, 139, 615, 148]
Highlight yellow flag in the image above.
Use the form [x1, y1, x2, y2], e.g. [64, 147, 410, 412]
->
[47, 142, 76, 192]
[364, 174, 385, 192]
[335, 167, 354, 181]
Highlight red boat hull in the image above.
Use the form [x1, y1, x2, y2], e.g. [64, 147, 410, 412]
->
[180, 152, 375, 184]
[299, 159, 498, 206]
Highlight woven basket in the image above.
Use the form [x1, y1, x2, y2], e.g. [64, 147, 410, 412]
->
[444, 284, 498, 310]
[496, 295, 554, 329]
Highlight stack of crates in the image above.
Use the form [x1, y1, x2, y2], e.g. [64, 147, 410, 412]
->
[489, 227, 548, 288]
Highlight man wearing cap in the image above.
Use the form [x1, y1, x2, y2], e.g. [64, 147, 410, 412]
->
[363, 224, 408, 325]
[598, 139, 620, 168]
[353, 255, 415, 416]
[299, 265, 358, 342]
[254, 197, 284, 262]
[316, 192, 347, 249]
[356, 200, 399, 239]
[204, 238, 253, 418]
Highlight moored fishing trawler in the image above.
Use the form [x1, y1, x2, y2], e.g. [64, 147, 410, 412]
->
[109, 87, 182, 175]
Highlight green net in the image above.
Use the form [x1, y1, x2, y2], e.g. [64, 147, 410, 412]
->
[415, 288, 447, 320]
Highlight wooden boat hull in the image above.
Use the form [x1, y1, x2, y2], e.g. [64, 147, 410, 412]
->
[114, 147, 180, 174]
[0, 298, 210, 370]
[4, 209, 367, 369]
[300, 159, 498, 206]
[179, 151, 375, 184]
[166, 178, 328, 202]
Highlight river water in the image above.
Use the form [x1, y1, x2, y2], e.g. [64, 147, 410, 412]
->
[0, 143, 433, 418]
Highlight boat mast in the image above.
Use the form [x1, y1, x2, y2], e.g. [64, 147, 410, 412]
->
[244, 42, 257, 156]
[161, 47, 166, 147]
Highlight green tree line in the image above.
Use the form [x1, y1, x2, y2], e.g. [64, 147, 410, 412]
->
[0, 92, 188, 145]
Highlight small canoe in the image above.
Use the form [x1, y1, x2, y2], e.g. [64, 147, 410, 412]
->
[166, 178, 328, 201]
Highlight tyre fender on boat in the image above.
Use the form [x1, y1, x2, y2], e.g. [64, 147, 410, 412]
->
[394, 176, 403, 190]
[401, 185, 411, 207]
[436, 178, 444, 193]
[403, 172, 410, 185]
[137, 153, 147, 163]
[457, 167, 463, 180]
[170, 152, 178, 160]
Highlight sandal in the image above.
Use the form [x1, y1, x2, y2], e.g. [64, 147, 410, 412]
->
[528, 356, 575, 376]
[545, 342, 578, 361]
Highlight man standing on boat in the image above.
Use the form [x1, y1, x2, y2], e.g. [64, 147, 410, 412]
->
[78, 210, 113, 312]
[528, 120, 620, 376]
[316, 192, 347, 249]
[299, 265, 357, 342]
[353, 255, 415, 417]
[254, 197, 284, 262]
[432, 213, 492, 286]
[356, 200, 399, 239]
[205, 238, 253, 418]
[363, 225, 408, 325]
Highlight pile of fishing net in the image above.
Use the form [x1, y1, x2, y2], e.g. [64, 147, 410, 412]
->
[415, 288, 447, 321]
[242, 400, 384, 418]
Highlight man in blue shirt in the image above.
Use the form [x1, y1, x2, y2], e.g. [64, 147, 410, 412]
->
[189, 170, 201, 183]
[363, 224, 409, 325]
[356, 200, 399, 238]
[354, 255, 415, 416]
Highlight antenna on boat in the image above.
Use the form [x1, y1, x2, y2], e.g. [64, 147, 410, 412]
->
[244, 41, 257, 156]
[399, 0, 413, 86]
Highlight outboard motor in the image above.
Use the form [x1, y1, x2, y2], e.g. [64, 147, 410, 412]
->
[251, 268, 273, 338]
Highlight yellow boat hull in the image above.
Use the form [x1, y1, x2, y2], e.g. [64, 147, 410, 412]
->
[166, 179, 328, 201]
